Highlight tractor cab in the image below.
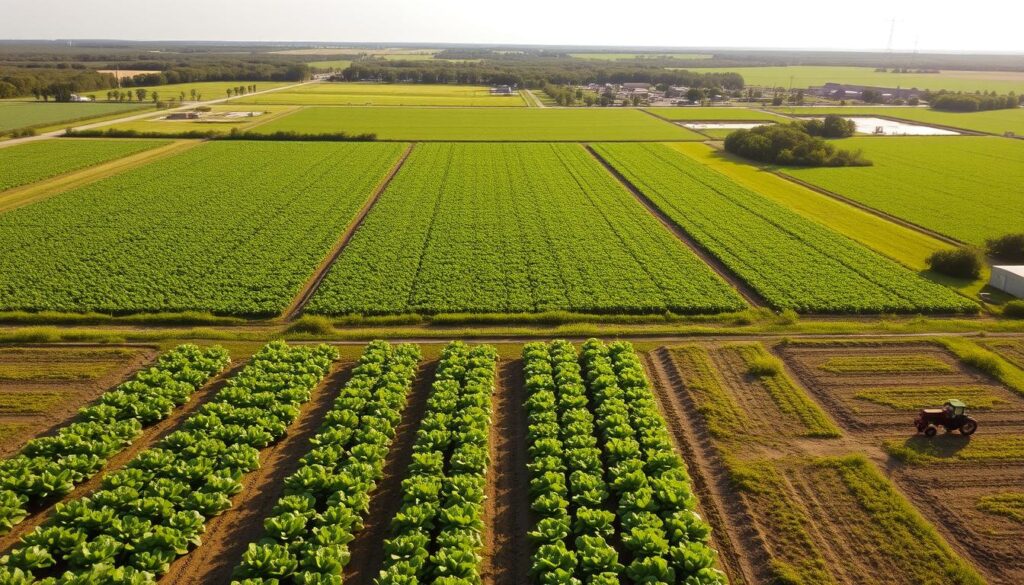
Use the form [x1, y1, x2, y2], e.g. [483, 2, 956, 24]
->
[914, 398, 977, 437]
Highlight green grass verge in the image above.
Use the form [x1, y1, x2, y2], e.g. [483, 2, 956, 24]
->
[884, 435, 1024, 463]
[977, 492, 1024, 523]
[939, 338, 1024, 396]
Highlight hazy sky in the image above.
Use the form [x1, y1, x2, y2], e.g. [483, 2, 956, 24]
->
[1, 0, 1022, 53]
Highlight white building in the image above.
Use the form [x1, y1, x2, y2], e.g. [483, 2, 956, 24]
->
[989, 266, 1024, 298]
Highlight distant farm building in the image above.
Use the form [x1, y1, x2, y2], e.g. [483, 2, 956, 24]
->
[808, 83, 924, 101]
[490, 85, 514, 95]
[622, 82, 651, 92]
[990, 266, 1024, 298]
[68, 94, 94, 102]
[166, 112, 201, 120]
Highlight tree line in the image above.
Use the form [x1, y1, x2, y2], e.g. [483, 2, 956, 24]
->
[724, 120, 870, 167]
[927, 91, 1021, 112]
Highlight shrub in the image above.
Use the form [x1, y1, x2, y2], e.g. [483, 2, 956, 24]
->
[747, 355, 783, 377]
[927, 247, 983, 279]
[985, 233, 1024, 263]
[724, 123, 870, 167]
[1004, 300, 1024, 319]
[286, 315, 335, 335]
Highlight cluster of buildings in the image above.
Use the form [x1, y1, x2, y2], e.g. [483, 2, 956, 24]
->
[582, 82, 725, 106]
[806, 82, 925, 102]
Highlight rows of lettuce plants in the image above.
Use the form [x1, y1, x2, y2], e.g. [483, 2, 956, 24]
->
[374, 341, 498, 585]
[523, 340, 622, 584]
[0, 344, 230, 536]
[0, 341, 337, 584]
[231, 340, 422, 584]
[581, 339, 726, 584]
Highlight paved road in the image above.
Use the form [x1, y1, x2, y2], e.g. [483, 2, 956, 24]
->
[0, 80, 317, 150]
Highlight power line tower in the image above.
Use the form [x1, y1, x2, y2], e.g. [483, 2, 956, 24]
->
[885, 18, 896, 69]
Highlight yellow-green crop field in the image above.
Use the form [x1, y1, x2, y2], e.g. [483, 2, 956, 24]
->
[104, 105, 298, 134]
[0, 101, 150, 134]
[232, 82, 526, 107]
[0, 139, 169, 192]
[783, 136, 1024, 245]
[255, 106, 703, 141]
[685, 65, 1024, 93]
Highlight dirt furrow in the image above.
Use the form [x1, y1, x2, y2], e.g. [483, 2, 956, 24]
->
[482, 359, 531, 585]
[644, 348, 763, 585]
[344, 361, 436, 585]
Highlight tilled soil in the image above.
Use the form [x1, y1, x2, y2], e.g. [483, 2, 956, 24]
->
[0, 345, 157, 456]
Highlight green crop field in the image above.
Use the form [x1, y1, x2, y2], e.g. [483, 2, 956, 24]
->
[771, 105, 1024, 136]
[783, 136, 1024, 245]
[0, 101, 150, 134]
[593, 143, 976, 313]
[256, 106, 703, 140]
[0, 139, 168, 192]
[684, 65, 1024, 93]
[0, 141, 404, 316]
[645, 107, 788, 121]
[232, 82, 526, 106]
[306, 143, 745, 316]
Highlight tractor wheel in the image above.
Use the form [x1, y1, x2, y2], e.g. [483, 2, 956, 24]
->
[924, 425, 938, 438]
[960, 419, 978, 436]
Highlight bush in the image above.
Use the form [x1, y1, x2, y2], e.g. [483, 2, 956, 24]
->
[986, 233, 1024, 263]
[1004, 300, 1024, 319]
[724, 123, 871, 167]
[747, 355, 783, 377]
[286, 315, 335, 335]
[927, 247, 983, 279]
[799, 114, 856, 138]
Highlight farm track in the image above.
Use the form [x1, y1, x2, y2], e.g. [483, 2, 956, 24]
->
[0, 359, 247, 554]
[284, 142, 416, 321]
[344, 361, 436, 585]
[583, 144, 767, 309]
[0, 346, 157, 457]
[482, 359, 531, 585]
[644, 348, 764, 585]
[161, 361, 352, 584]
[0, 140, 203, 213]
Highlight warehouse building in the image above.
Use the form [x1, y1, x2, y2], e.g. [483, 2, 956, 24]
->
[989, 266, 1024, 298]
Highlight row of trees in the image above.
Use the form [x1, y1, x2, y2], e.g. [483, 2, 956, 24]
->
[724, 123, 871, 167]
[927, 233, 1024, 280]
[929, 91, 1021, 112]
[333, 60, 743, 90]
[798, 115, 857, 138]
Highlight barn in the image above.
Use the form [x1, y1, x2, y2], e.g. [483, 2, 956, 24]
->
[989, 265, 1024, 298]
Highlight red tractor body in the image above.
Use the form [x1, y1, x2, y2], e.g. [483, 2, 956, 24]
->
[914, 399, 978, 437]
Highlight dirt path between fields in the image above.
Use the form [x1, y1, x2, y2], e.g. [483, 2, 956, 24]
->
[482, 359, 531, 585]
[161, 361, 352, 584]
[0, 359, 246, 554]
[344, 360, 436, 585]
[583, 144, 767, 309]
[284, 143, 416, 321]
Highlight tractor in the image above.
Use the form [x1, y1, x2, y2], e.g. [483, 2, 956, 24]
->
[914, 399, 978, 437]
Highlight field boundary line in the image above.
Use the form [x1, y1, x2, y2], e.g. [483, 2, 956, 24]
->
[284, 142, 416, 321]
[584, 144, 768, 309]
[0, 140, 203, 213]
[767, 170, 965, 247]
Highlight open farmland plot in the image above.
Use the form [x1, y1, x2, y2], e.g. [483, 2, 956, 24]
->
[0, 141, 405, 316]
[592, 143, 975, 314]
[779, 341, 1024, 434]
[771, 105, 1024, 136]
[782, 136, 1024, 245]
[306, 143, 745, 316]
[0, 346, 156, 457]
[0, 139, 169, 192]
[255, 107, 703, 141]
[0, 101, 150, 135]
[232, 82, 526, 106]
[646, 343, 986, 585]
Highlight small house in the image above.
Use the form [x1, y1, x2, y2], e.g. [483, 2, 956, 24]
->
[989, 266, 1024, 298]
